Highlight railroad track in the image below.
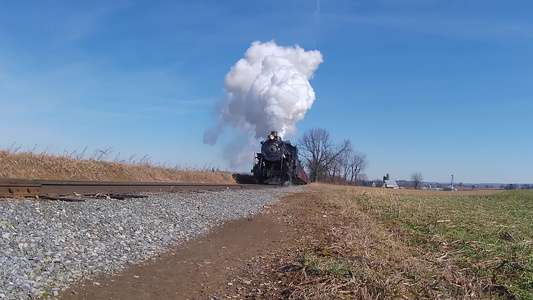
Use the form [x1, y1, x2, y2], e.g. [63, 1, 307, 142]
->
[0, 178, 256, 199]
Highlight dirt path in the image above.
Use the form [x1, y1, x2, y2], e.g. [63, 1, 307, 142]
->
[58, 199, 300, 300]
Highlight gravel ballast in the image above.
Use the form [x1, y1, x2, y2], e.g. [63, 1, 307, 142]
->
[0, 186, 302, 299]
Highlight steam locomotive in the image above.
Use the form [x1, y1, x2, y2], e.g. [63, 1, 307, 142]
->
[252, 131, 308, 185]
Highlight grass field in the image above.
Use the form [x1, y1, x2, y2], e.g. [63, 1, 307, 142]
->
[291, 185, 533, 299]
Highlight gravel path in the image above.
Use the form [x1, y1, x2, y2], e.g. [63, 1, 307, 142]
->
[0, 187, 301, 299]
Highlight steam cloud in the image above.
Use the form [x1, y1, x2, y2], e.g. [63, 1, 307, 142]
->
[203, 41, 323, 145]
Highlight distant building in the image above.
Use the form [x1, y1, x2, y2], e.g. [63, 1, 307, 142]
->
[361, 180, 375, 187]
[423, 184, 443, 191]
[384, 180, 399, 189]
[382, 173, 399, 189]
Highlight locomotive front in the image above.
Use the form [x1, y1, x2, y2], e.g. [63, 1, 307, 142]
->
[260, 131, 284, 162]
[252, 131, 307, 185]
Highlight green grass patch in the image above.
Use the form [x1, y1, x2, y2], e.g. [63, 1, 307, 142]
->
[297, 252, 353, 278]
[356, 189, 533, 299]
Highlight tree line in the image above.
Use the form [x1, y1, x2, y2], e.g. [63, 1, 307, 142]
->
[297, 128, 368, 185]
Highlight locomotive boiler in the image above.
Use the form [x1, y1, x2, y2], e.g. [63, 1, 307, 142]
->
[252, 131, 308, 185]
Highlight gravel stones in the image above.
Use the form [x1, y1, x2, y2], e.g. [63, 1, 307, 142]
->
[0, 187, 301, 299]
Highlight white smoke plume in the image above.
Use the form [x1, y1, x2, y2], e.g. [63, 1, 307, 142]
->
[203, 41, 323, 145]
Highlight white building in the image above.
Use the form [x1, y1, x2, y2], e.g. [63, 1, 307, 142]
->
[384, 180, 399, 189]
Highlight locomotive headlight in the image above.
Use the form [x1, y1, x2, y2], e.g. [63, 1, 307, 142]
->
[269, 134, 275, 140]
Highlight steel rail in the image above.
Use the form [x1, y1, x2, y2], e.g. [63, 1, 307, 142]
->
[0, 178, 251, 198]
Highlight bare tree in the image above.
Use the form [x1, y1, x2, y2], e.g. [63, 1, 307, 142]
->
[327, 140, 354, 183]
[298, 128, 351, 182]
[411, 172, 423, 189]
[323, 139, 352, 182]
[330, 146, 368, 186]
[347, 152, 367, 185]
[326, 155, 342, 183]
[338, 147, 352, 184]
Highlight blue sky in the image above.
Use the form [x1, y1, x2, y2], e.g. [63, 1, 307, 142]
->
[1, 1, 532, 184]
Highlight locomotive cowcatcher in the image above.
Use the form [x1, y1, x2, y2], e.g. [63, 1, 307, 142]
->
[252, 131, 308, 185]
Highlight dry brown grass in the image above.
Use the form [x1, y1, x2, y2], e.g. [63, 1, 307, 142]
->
[0, 150, 235, 184]
[272, 184, 520, 299]
[288, 185, 453, 299]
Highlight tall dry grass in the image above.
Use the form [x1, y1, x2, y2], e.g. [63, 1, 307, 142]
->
[0, 150, 235, 184]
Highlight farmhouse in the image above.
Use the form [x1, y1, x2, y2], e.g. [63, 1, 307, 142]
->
[382, 173, 400, 189]
[384, 180, 399, 189]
